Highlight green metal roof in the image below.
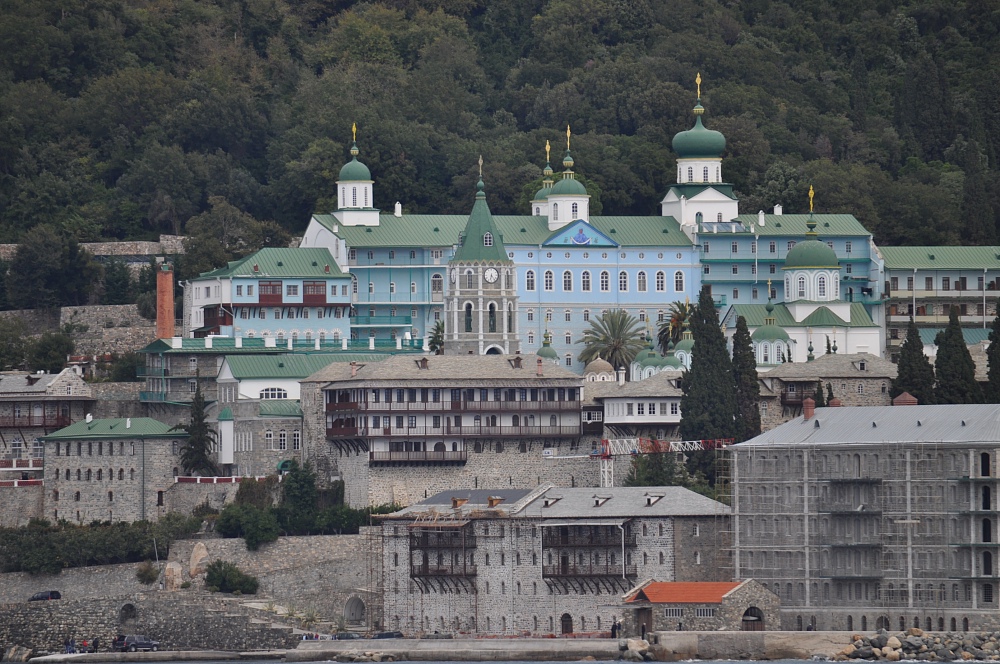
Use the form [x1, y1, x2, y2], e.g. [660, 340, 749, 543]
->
[918, 327, 992, 346]
[315, 213, 693, 248]
[259, 400, 303, 418]
[733, 214, 870, 237]
[880, 246, 1000, 270]
[672, 110, 726, 159]
[217, 407, 234, 421]
[138, 337, 420, 356]
[751, 324, 790, 342]
[666, 183, 737, 201]
[452, 179, 511, 263]
[340, 157, 371, 182]
[194, 248, 346, 281]
[224, 353, 358, 380]
[549, 176, 588, 196]
[784, 240, 840, 269]
[42, 418, 184, 440]
[729, 302, 878, 328]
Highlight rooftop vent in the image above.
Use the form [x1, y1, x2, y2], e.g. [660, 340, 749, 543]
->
[487, 496, 505, 508]
[277, 261, 283, 266]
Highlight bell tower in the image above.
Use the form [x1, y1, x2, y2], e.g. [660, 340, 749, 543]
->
[445, 161, 518, 355]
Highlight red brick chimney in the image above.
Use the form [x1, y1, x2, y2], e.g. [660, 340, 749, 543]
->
[803, 397, 816, 420]
[536, 357, 544, 376]
[156, 263, 175, 340]
[893, 392, 918, 406]
[828, 397, 842, 407]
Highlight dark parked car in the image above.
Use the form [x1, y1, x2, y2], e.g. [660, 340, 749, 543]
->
[334, 632, 363, 640]
[28, 591, 61, 601]
[373, 631, 404, 639]
[112, 635, 159, 652]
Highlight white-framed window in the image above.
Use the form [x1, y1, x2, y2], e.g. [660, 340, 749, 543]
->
[619, 271, 628, 292]
[278, 430, 287, 450]
[544, 271, 554, 291]
[798, 276, 806, 298]
[526, 271, 535, 291]
[260, 388, 288, 399]
[563, 271, 572, 291]
[600, 271, 610, 291]
[265, 430, 273, 448]
[286, 285, 298, 296]
[484, 232, 493, 246]
[656, 271, 665, 291]
[389, 282, 396, 294]
[674, 271, 684, 291]
[637, 271, 647, 292]
[564, 310, 571, 322]
[293, 430, 301, 450]
[583, 309, 590, 322]
[527, 309, 534, 321]
[564, 333, 571, 344]
[696, 608, 715, 617]
[581, 271, 591, 291]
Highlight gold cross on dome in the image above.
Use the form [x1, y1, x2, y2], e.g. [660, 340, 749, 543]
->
[545, 140, 550, 162]
[566, 125, 571, 150]
[696, 72, 702, 98]
[478, 155, 483, 177]
[809, 185, 815, 212]
[352, 122, 356, 142]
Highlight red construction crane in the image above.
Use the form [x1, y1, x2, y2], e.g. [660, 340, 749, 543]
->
[592, 437, 733, 487]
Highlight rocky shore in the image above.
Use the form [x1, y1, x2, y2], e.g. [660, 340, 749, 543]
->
[837, 628, 1000, 661]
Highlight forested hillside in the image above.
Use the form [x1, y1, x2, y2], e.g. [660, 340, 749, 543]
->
[2, 0, 999, 249]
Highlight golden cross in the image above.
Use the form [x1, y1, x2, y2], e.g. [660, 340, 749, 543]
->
[478, 155, 483, 178]
[809, 185, 815, 212]
[352, 122, 356, 142]
[545, 140, 550, 162]
[566, 125, 571, 150]
[696, 72, 702, 98]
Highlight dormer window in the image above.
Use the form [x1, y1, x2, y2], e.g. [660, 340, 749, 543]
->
[645, 493, 664, 506]
[542, 495, 562, 507]
[484, 232, 493, 247]
[593, 495, 611, 507]
[859, 361, 867, 371]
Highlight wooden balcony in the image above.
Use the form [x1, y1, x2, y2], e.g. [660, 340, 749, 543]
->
[370, 450, 468, 463]
[542, 530, 635, 548]
[0, 415, 71, 428]
[542, 563, 637, 578]
[410, 564, 477, 577]
[326, 399, 581, 413]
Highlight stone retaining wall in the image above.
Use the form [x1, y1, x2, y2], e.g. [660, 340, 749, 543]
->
[0, 563, 149, 604]
[0, 236, 185, 263]
[0, 485, 43, 528]
[0, 305, 156, 355]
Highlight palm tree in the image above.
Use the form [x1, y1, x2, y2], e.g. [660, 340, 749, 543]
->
[577, 309, 646, 372]
[428, 320, 445, 354]
[657, 301, 692, 353]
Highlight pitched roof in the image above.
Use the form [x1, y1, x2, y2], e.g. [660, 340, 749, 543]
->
[733, 213, 871, 237]
[761, 352, 896, 381]
[880, 246, 1000, 270]
[259, 400, 303, 418]
[193, 248, 346, 280]
[516, 486, 729, 518]
[736, 404, 1000, 447]
[728, 302, 879, 328]
[628, 581, 743, 604]
[312, 214, 694, 248]
[585, 371, 683, 402]
[452, 180, 510, 263]
[223, 354, 346, 380]
[304, 354, 582, 384]
[918, 327, 991, 346]
[139, 336, 416, 357]
[41, 418, 184, 440]
[0, 369, 91, 398]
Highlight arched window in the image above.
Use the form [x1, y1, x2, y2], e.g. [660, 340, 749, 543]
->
[762, 343, 770, 364]
[260, 388, 288, 400]
[352, 187, 357, 206]
[703, 166, 709, 181]
[581, 271, 591, 291]
[488, 303, 497, 333]
[544, 271, 554, 291]
[717, 212, 723, 223]
[687, 167, 693, 182]
[535, 206, 540, 214]
[656, 271, 665, 291]
[563, 271, 572, 291]
[818, 276, 827, 298]
[526, 270, 535, 291]
[483, 232, 493, 247]
[600, 271, 610, 292]
[552, 203, 559, 221]
[637, 271, 647, 292]
[674, 271, 684, 292]
[619, 271, 628, 292]
[696, 211, 703, 224]
[465, 270, 475, 289]
[431, 274, 443, 294]
[465, 303, 473, 332]
[571, 202, 579, 218]
[797, 276, 806, 298]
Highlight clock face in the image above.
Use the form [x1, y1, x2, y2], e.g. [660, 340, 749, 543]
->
[450, 269, 458, 283]
[484, 267, 499, 283]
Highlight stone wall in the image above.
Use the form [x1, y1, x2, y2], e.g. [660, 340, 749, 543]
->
[0, 236, 185, 263]
[91, 384, 146, 420]
[165, 481, 242, 516]
[0, 562, 149, 604]
[0, 595, 298, 653]
[167, 534, 375, 624]
[0, 305, 156, 356]
[672, 516, 732, 582]
[0, 485, 43, 528]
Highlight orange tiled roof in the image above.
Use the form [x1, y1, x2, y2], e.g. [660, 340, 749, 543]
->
[629, 582, 743, 604]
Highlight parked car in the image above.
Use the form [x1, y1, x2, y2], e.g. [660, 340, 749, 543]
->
[112, 635, 159, 652]
[334, 632, 363, 640]
[373, 631, 404, 639]
[28, 591, 61, 601]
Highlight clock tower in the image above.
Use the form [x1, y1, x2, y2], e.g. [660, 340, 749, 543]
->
[445, 169, 518, 355]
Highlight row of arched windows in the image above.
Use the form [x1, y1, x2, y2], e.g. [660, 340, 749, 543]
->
[58, 467, 134, 482]
[526, 270, 684, 293]
[340, 186, 369, 208]
[785, 272, 840, 301]
[680, 165, 721, 183]
[550, 202, 581, 221]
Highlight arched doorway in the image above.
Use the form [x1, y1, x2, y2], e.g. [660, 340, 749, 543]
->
[345, 597, 366, 626]
[876, 616, 890, 630]
[741, 607, 765, 632]
[560, 613, 573, 634]
[484, 346, 503, 355]
[119, 603, 138, 628]
[433, 442, 445, 452]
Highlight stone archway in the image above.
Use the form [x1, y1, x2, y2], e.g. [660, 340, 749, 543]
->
[741, 606, 764, 631]
[345, 596, 366, 626]
[484, 345, 504, 355]
[119, 603, 138, 628]
[560, 613, 573, 634]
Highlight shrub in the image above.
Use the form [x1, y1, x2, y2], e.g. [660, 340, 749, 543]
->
[205, 559, 258, 595]
[136, 560, 158, 585]
[180, 581, 191, 589]
[215, 503, 279, 551]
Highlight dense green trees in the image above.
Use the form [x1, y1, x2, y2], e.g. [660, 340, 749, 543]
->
[892, 318, 936, 405]
[935, 307, 982, 405]
[731, 316, 761, 443]
[986, 306, 1000, 404]
[0, 0, 997, 254]
[176, 384, 221, 477]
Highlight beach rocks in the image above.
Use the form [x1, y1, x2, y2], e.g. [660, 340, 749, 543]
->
[1, 646, 33, 662]
[837, 630, 1000, 661]
[334, 651, 394, 663]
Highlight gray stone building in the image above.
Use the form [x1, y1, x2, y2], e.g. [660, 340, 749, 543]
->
[757, 353, 896, 431]
[40, 417, 187, 523]
[378, 485, 730, 637]
[0, 368, 94, 462]
[731, 403, 1000, 632]
[301, 354, 606, 507]
[622, 579, 779, 632]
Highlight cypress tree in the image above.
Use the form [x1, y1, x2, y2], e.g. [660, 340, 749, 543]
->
[680, 286, 737, 485]
[986, 304, 1000, 403]
[892, 318, 936, 405]
[177, 382, 221, 476]
[826, 382, 834, 404]
[731, 316, 761, 442]
[934, 307, 982, 404]
[813, 380, 826, 407]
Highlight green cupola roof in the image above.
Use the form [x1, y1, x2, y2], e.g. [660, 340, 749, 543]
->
[638, 337, 668, 369]
[339, 139, 372, 182]
[537, 330, 559, 360]
[783, 188, 839, 270]
[672, 75, 726, 159]
[550, 126, 588, 197]
[751, 300, 790, 342]
[452, 172, 511, 263]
